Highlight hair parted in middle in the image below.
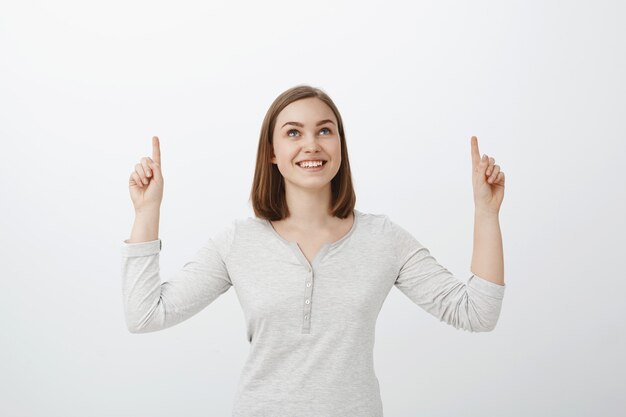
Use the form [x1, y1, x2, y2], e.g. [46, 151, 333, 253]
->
[249, 84, 356, 221]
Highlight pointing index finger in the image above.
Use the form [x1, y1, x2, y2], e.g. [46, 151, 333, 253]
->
[152, 136, 161, 165]
[471, 136, 480, 167]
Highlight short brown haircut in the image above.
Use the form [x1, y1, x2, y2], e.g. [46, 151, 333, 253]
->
[249, 84, 356, 221]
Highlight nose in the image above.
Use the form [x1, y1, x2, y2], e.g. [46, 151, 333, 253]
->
[301, 132, 322, 151]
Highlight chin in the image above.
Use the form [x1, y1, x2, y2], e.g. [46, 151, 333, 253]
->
[286, 178, 332, 191]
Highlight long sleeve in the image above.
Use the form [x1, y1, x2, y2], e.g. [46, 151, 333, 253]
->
[120, 220, 236, 333]
[389, 217, 506, 332]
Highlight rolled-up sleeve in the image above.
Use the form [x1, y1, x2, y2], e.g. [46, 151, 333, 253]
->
[389, 217, 506, 332]
[120, 220, 236, 333]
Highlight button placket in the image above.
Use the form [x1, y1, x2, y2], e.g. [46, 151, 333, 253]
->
[302, 268, 314, 333]
[264, 210, 359, 335]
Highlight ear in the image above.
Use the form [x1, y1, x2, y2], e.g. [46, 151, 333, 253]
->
[271, 155, 276, 164]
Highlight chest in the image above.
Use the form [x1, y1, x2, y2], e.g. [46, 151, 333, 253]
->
[225, 220, 400, 336]
[228, 240, 398, 336]
[294, 238, 328, 265]
[271, 219, 354, 265]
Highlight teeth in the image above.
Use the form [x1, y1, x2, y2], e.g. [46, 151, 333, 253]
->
[298, 161, 324, 168]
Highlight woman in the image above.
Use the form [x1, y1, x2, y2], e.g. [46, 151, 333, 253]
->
[121, 84, 507, 416]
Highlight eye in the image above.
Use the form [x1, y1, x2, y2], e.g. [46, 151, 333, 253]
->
[286, 127, 333, 137]
[287, 127, 333, 138]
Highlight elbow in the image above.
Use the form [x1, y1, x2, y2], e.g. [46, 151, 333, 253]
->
[451, 319, 496, 333]
[466, 293, 504, 332]
[126, 322, 154, 334]
[486, 319, 501, 332]
[467, 315, 501, 333]
[123, 298, 163, 334]
[442, 308, 503, 333]
[124, 315, 150, 334]
[472, 323, 497, 333]
[126, 323, 141, 334]
[124, 310, 167, 334]
[125, 319, 142, 334]
[123, 309, 140, 333]
[440, 299, 503, 332]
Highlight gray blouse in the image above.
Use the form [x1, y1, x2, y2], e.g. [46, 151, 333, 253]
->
[120, 209, 506, 416]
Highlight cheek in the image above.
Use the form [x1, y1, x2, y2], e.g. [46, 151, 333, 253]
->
[328, 141, 342, 158]
[273, 144, 291, 162]
[275, 149, 299, 169]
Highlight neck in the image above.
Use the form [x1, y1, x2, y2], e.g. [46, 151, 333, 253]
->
[282, 182, 335, 231]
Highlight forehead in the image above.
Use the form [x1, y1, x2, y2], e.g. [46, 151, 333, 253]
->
[276, 97, 336, 125]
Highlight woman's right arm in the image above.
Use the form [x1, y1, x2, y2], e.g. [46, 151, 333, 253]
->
[121, 136, 233, 333]
[120, 228, 234, 334]
[127, 209, 160, 243]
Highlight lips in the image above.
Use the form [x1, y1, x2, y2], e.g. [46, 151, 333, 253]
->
[296, 161, 327, 172]
[296, 159, 328, 165]
[296, 160, 327, 167]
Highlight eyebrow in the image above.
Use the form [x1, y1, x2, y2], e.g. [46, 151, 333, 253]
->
[281, 119, 335, 129]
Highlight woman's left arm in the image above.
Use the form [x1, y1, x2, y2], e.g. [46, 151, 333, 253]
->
[469, 136, 506, 286]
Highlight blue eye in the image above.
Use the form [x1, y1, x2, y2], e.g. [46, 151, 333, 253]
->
[287, 127, 332, 137]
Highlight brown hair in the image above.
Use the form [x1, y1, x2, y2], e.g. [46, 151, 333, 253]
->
[249, 84, 356, 221]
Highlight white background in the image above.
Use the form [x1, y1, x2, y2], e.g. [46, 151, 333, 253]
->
[1, 0, 624, 416]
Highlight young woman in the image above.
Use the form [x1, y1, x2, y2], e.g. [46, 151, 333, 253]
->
[121, 85, 507, 416]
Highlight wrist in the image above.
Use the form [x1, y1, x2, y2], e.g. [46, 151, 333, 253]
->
[135, 206, 160, 216]
[474, 207, 499, 219]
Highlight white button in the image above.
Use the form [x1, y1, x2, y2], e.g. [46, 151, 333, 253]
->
[305, 299, 310, 304]
[306, 282, 311, 287]
[304, 315, 309, 319]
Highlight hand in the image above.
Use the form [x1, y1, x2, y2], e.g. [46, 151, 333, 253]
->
[470, 136, 505, 215]
[128, 136, 164, 212]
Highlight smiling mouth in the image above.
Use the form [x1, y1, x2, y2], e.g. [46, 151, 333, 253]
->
[296, 160, 327, 170]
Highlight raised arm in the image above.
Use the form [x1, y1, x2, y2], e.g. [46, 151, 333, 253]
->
[469, 135, 505, 285]
[120, 227, 234, 333]
[390, 218, 506, 332]
[120, 136, 234, 333]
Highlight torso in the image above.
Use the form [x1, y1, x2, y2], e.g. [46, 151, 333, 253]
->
[270, 212, 355, 265]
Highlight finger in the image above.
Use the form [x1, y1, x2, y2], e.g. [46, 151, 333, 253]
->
[471, 136, 481, 168]
[141, 157, 152, 178]
[131, 172, 144, 188]
[129, 172, 140, 188]
[486, 156, 496, 176]
[487, 165, 500, 183]
[135, 163, 149, 185]
[476, 153, 489, 177]
[152, 136, 161, 166]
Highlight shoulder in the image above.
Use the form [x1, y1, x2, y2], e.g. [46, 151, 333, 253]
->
[355, 209, 404, 235]
[213, 214, 274, 247]
[359, 210, 423, 249]
[353, 209, 387, 229]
